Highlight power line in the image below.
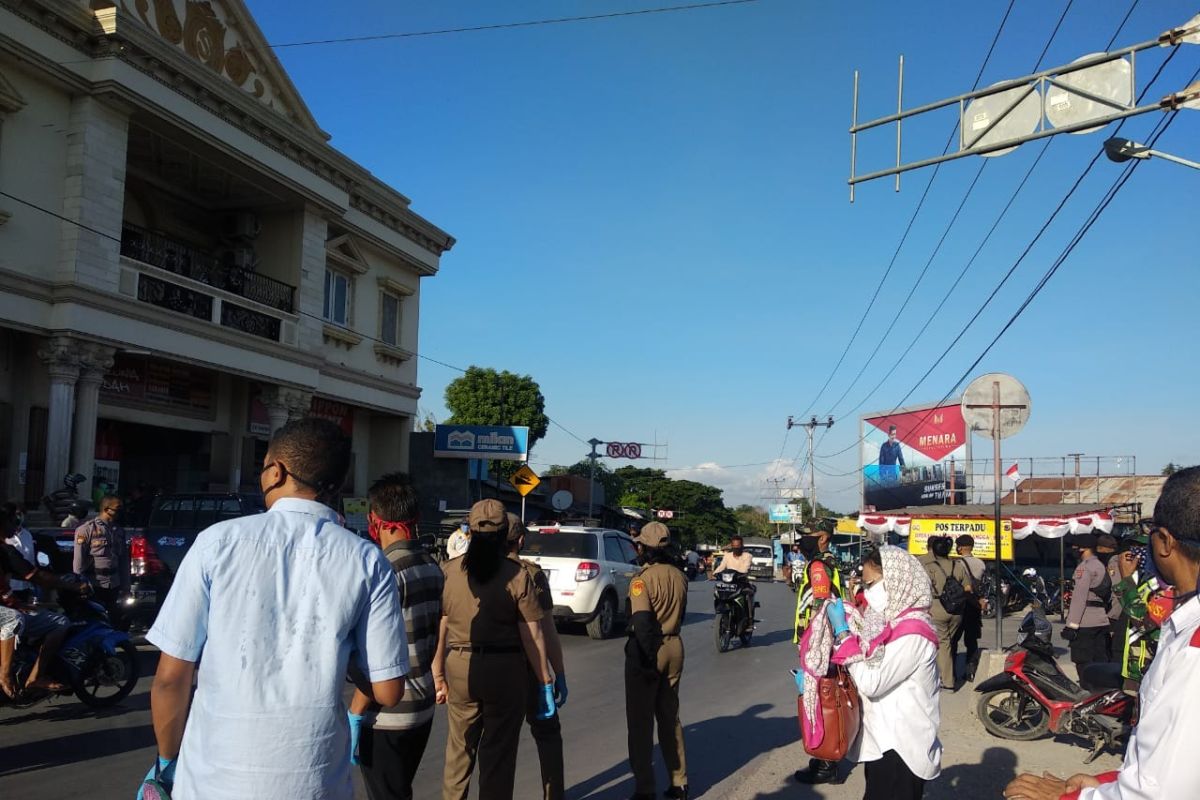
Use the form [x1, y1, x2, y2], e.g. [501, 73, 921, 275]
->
[270, 0, 764, 49]
[790, 0, 1018, 421]
[816, 12, 1178, 462]
[814, 74, 1189, 475]
[820, 0, 1079, 420]
[0, 187, 599, 448]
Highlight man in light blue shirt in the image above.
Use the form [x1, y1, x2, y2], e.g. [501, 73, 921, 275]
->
[143, 418, 408, 800]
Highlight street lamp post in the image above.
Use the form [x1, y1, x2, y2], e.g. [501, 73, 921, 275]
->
[1104, 137, 1200, 170]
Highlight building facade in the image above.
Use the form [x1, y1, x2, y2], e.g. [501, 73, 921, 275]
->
[0, 0, 453, 503]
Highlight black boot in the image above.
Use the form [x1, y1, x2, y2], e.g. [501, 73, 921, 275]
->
[794, 759, 839, 784]
[664, 786, 689, 800]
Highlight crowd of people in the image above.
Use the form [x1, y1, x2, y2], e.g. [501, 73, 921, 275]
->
[4, 414, 1199, 800]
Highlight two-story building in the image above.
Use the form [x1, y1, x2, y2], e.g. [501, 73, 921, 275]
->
[0, 0, 454, 503]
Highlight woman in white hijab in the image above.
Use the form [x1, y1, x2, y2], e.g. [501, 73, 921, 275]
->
[797, 545, 942, 799]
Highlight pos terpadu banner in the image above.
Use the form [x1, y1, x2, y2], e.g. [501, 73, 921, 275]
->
[906, 518, 1015, 561]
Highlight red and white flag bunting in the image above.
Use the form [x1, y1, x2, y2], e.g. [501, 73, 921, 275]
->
[1011, 511, 1114, 540]
[857, 514, 911, 537]
[1006, 463, 1023, 484]
[859, 510, 1115, 540]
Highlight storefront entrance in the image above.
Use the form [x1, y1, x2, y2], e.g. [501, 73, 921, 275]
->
[94, 419, 212, 500]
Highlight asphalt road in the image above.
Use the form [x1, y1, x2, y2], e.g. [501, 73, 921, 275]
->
[0, 580, 1111, 799]
[1, 577, 806, 799]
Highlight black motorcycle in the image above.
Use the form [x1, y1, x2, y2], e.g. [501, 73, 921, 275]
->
[2, 593, 139, 710]
[713, 570, 757, 652]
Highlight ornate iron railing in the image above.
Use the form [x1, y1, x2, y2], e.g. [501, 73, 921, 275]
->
[220, 302, 282, 341]
[137, 274, 212, 321]
[121, 223, 295, 313]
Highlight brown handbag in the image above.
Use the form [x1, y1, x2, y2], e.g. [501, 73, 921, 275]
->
[799, 665, 861, 762]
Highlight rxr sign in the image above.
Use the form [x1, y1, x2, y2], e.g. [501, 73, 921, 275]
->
[606, 442, 642, 459]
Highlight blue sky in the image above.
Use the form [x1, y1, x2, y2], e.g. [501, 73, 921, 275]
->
[254, 0, 1199, 511]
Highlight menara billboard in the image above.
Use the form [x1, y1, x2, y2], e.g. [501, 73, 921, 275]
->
[861, 400, 969, 510]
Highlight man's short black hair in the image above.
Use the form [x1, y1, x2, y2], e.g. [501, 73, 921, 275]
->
[929, 535, 953, 558]
[730, 534, 744, 543]
[268, 418, 351, 497]
[99, 494, 121, 512]
[1155, 465, 1200, 550]
[368, 472, 419, 523]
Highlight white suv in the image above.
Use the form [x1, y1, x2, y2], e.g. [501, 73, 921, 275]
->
[521, 525, 640, 639]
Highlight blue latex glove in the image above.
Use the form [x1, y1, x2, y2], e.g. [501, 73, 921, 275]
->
[537, 682, 556, 720]
[348, 712, 365, 766]
[136, 756, 176, 800]
[553, 674, 568, 708]
[825, 598, 849, 637]
[793, 670, 805, 693]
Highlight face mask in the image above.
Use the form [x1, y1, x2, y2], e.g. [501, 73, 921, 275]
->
[731, 547, 743, 556]
[865, 581, 888, 612]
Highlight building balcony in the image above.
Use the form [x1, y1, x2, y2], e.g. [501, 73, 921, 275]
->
[120, 223, 295, 313]
[119, 225, 299, 347]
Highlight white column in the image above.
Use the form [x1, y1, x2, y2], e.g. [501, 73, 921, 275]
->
[260, 386, 305, 435]
[38, 337, 80, 495]
[57, 96, 130, 291]
[72, 344, 116, 484]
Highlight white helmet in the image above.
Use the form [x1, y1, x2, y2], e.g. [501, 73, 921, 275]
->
[1022, 567, 1038, 579]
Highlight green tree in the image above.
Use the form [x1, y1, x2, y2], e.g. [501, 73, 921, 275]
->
[1162, 462, 1180, 476]
[732, 504, 772, 539]
[444, 366, 549, 445]
[649, 479, 736, 548]
[614, 466, 668, 508]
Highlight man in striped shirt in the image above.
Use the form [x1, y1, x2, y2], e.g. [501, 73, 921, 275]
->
[349, 473, 444, 800]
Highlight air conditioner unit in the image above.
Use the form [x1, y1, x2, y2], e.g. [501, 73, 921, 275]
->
[224, 212, 261, 240]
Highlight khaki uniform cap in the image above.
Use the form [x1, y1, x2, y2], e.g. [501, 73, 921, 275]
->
[634, 521, 671, 548]
[468, 498, 506, 534]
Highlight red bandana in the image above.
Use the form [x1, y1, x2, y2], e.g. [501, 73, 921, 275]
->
[368, 511, 417, 545]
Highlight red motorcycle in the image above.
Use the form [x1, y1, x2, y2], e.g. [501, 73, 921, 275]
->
[975, 611, 1134, 762]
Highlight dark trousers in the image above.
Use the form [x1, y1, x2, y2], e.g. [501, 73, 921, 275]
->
[1069, 625, 1110, 671]
[1107, 617, 1124, 663]
[951, 601, 983, 677]
[525, 668, 564, 800]
[360, 720, 433, 800]
[863, 749, 925, 800]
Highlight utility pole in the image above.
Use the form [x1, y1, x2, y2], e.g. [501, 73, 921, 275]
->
[586, 438, 602, 519]
[789, 415, 834, 523]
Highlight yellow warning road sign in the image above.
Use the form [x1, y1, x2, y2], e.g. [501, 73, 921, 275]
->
[509, 465, 541, 497]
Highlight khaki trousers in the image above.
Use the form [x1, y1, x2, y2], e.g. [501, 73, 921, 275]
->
[525, 667, 564, 800]
[625, 636, 687, 794]
[931, 610, 962, 689]
[442, 650, 527, 800]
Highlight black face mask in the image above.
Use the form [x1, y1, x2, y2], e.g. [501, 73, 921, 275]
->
[798, 537, 821, 560]
[731, 547, 744, 556]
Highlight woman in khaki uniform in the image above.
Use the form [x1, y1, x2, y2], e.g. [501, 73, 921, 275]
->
[432, 499, 555, 800]
[625, 522, 689, 800]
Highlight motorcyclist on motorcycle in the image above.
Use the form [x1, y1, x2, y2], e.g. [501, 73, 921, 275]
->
[714, 536, 757, 611]
[1, 509, 92, 698]
[785, 544, 806, 589]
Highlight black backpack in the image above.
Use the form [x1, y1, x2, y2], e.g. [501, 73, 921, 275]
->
[933, 561, 967, 615]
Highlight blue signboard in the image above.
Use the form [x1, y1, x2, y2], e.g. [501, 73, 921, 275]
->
[434, 424, 530, 462]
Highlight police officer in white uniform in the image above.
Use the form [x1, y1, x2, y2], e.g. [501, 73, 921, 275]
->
[1004, 465, 1200, 800]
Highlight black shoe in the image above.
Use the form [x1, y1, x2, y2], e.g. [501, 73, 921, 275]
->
[794, 762, 839, 785]
[629, 794, 655, 800]
[664, 786, 689, 800]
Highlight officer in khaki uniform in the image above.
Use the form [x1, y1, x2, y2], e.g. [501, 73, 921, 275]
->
[625, 522, 689, 800]
[72, 494, 128, 606]
[506, 513, 568, 800]
[434, 499, 555, 800]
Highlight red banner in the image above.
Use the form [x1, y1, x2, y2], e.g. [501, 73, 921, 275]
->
[865, 405, 966, 462]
